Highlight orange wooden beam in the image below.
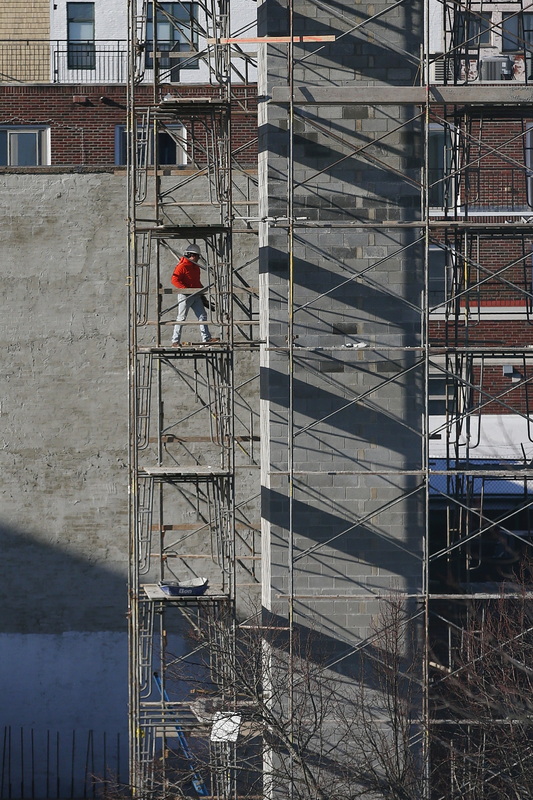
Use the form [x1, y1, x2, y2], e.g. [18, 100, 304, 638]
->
[207, 35, 336, 44]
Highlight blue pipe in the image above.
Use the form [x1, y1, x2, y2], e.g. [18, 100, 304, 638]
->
[153, 672, 209, 797]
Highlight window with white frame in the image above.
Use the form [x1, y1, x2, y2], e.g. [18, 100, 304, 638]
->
[67, 2, 95, 70]
[0, 127, 50, 167]
[428, 123, 454, 209]
[502, 11, 533, 52]
[454, 10, 492, 48]
[115, 124, 187, 166]
[502, 11, 533, 81]
[146, 2, 199, 81]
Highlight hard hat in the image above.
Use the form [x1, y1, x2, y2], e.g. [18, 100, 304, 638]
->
[184, 243, 201, 256]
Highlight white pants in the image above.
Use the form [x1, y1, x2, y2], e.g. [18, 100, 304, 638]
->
[172, 294, 211, 343]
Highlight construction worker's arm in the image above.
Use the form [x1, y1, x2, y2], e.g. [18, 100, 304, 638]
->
[171, 263, 188, 289]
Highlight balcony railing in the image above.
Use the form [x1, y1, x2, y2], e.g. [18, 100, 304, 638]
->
[0, 40, 128, 84]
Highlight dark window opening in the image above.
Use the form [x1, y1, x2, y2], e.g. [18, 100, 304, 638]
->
[67, 2, 95, 69]
[454, 11, 492, 48]
[502, 12, 533, 53]
[429, 124, 453, 208]
[146, 2, 199, 81]
[115, 125, 187, 166]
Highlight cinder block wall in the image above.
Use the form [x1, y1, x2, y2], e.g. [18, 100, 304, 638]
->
[259, 0, 424, 658]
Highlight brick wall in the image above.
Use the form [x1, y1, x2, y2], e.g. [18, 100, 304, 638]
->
[430, 111, 533, 211]
[430, 318, 533, 414]
[0, 0, 49, 39]
[431, 232, 533, 304]
[430, 319, 533, 347]
[471, 363, 533, 414]
[465, 118, 531, 209]
[0, 84, 258, 167]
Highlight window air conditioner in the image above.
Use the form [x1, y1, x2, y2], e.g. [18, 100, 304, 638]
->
[429, 54, 449, 84]
[479, 55, 513, 81]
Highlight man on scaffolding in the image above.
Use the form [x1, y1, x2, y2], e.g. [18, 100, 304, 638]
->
[170, 243, 220, 347]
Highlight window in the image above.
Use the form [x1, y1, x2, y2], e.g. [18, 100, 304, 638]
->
[454, 11, 492, 48]
[502, 12, 533, 53]
[115, 124, 187, 166]
[146, 3, 199, 81]
[0, 127, 49, 166]
[428, 246, 449, 308]
[67, 2, 95, 70]
[428, 124, 453, 209]
[429, 373, 455, 416]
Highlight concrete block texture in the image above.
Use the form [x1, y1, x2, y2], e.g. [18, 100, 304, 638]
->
[0, 172, 260, 622]
[1, 167, 262, 782]
[260, 0, 425, 658]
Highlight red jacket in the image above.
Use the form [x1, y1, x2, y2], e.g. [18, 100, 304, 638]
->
[171, 256, 203, 290]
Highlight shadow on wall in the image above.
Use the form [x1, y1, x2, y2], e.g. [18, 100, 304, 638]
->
[259, 120, 421, 222]
[258, 0, 422, 83]
[260, 367, 423, 464]
[259, 238, 424, 345]
[261, 607, 422, 691]
[262, 485, 423, 579]
[0, 520, 130, 797]
[0, 520, 127, 634]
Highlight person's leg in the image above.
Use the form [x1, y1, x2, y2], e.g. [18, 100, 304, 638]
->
[190, 295, 212, 342]
[172, 294, 189, 344]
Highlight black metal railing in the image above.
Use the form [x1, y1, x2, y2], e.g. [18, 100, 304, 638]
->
[0, 40, 128, 84]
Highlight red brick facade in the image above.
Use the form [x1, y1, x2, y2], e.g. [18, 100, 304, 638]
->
[431, 110, 533, 212]
[0, 83, 258, 167]
[428, 105, 533, 417]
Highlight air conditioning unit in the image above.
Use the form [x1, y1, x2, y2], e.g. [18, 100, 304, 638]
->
[428, 54, 452, 84]
[479, 55, 514, 81]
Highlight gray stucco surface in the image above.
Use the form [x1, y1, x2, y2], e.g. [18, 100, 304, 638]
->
[1, 172, 129, 634]
[1, 166, 261, 794]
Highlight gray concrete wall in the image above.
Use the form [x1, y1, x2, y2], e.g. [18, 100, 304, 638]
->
[1, 172, 129, 631]
[0, 167, 261, 795]
[259, 0, 424, 659]
[0, 171, 129, 794]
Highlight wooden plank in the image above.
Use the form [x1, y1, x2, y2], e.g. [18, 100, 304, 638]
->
[139, 465, 230, 477]
[208, 35, 336, 44]
[151, 523, 260, 531]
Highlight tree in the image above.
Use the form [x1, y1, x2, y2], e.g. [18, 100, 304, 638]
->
[429, 586, 533, 800]
[155, 599, 424, 800]
[106, 583, 533, 799]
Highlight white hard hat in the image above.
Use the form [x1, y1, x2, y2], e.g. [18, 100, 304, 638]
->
[184, 243, 201, 256]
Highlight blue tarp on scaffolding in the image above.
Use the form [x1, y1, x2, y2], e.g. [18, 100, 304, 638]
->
[429, 459, 533, 496]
